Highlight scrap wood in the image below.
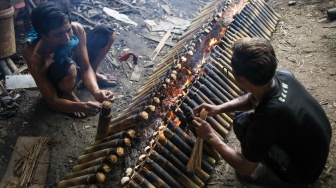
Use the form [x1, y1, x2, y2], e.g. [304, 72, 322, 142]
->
[13, 65, 28, 75]
[139, 33, 175, 47]
[0, 137, 57, 188]
[151, 30, 172, 61]
[72, 11, 97, 26]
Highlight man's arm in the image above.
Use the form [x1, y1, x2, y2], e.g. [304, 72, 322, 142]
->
[194, 93, 257, 116]
[71, 23, 115, 103]
[71, 23, 100, 95]
[24, 48, 100, 116]
[193, 117, 258, 175]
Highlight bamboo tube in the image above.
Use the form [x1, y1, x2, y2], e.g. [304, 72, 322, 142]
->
[149, 150, 200, 188]
[182, 98, 227, 139]
[198, 76, 230, 103]
[66, 164, 111, 179]
[187, 89, 230, 130]
[85, 138, 131, 154]
[132, 171, 156, 188]
[190, 87, 233, 124]
[243, 5, 275, 32]
[140, 155, 184, 188]
[57, 173, 105, 188]
[108, 112, 148, 134]
[111, 105, 154, 124]
[152, 142, 205, 187]
[157, 136, 210, 182]
[204, 73, 235, 101]
[92, 129, 136, 146]
[203, 63, 241, 97]
[128, 179, 142, 188]
[72, 155, 117, 172]
[77, 147, 124, 164]
[95, 101, 113, 141]
[137, 165, 170, 188]
[166, 120, 221, 161]
[66, 185, 98, 188]
[163, 127, 214, 172]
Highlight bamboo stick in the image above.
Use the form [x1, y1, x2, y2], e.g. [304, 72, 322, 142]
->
[108, 112, 148, 134]
[72, 155, 117, 172]
[95, 101, 113, 141]
[137, 165, 170, 188]
[77, 147, 124, 164]
[85, 138, 131, 154]
[57, 173, 105, 188]
[66, 164, 111, 179]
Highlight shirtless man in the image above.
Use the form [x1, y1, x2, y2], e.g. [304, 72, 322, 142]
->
[24, 2, 117, 117]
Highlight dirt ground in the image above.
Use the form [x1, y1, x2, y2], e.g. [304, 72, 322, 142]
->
[0, 0, 335, 187]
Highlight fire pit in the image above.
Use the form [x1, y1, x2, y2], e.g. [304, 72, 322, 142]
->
[57, 0, 280, 187]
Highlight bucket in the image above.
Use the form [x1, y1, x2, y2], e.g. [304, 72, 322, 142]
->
[0, 3, 16, 58]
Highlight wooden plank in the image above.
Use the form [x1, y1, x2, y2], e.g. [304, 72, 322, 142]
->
[151, 30, 172, 61]
[0, 137, 51, 188]
[5, 74, 37, 90]
[139, 33, 175, 47]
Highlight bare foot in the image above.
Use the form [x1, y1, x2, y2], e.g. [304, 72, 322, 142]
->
[96, 73, 117, 87]
[60, 92, 86, 118]
[96, 72, 117, 81]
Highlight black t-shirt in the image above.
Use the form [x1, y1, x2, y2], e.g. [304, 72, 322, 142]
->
[241, 71, 331, 183]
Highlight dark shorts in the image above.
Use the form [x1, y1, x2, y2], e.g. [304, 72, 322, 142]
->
[233, 112, 290, 182]
[48, 24, 116, 85]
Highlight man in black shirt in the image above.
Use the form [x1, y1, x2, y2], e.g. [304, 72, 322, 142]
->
[193, 37, 331, 186]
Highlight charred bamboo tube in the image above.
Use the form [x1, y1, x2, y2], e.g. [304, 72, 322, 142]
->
[189, 87, 233, 124]
[151, 142, 205, 187]
[226, 29, 244, 40]
[128, 179, 142, 188]
[245, 4, 276, 31]
[213, 44, 232, 62]
[254, 0, 280, 20]
[198, 76, 230, 103]
[57, 173, 105, 188]
[72, 155, 117, 172]
[95, 101, 113, 141]
[108, 112, 148, 134]
[259, 0, 281, 18]
[212, 44, 232, 64]
[171, 106, 189, 131]
[163, 127, 215, 171]
[111, 106, 155, 125]
[189, 87, 229, 128]
[140, 155, 184, 188]
[243, 5, 275, 31]
[204, 63, 242, 96]
[149, 150, 200, 188]
[240, 11, 272, 36]
[132, 171, 156, 188]
[231, 21, 256, 38]
[247, 3, 277, 26]
[204, 73, 235, 100]
[235, 13, 270, 40]
[137, 165, 170, 188]
[166, 120, 221, 161]
[234, 17, 260, 37]
[66, 164, 111, 179]
[180, 100, 228, 138]
[85, 138, 131, 154]
[188, 89, 230, 130]
[193, 81, 224, 105]
[250, 1, 277, 24]
[92, 130, 136, 146]
[66, 185, 97, 188]
[157, 136, 210, 182]
[210, 52, 232, 72]
[77, 147, 124, 164]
